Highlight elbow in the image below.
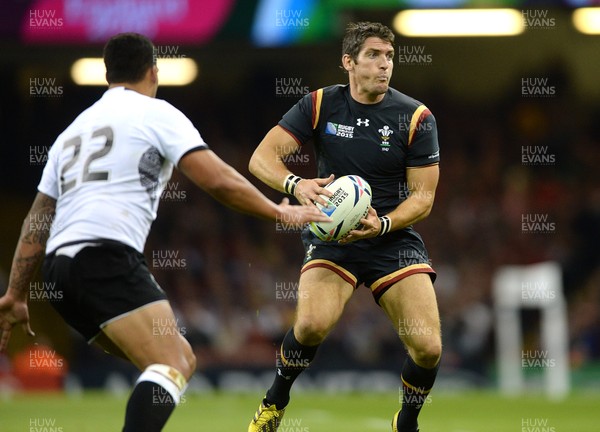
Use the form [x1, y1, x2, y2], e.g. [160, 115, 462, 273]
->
[417, 198, 435, 220]
[248, 157, 258, 178]
[248, 153, 265, 179]
[421, 206, 432, 219]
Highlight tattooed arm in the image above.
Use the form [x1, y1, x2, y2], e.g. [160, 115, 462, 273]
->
[0, 192, 56, 351]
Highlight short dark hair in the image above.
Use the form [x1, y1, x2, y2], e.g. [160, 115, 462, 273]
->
[342, 22, 395, 63]
[103, 33, 155, 84]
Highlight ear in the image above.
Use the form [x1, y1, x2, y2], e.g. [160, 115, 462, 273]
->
[148, 64, 158, 84]
[342, 54, 354, 72]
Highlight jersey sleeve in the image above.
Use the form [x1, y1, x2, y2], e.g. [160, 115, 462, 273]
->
[406, 105, 440, 167]
[37, 139, 61, 199]
[278, 89, 322, 145]
[146, 100, 209, 165]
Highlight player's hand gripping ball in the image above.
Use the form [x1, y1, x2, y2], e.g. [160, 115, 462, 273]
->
[309, 175, 372, 242]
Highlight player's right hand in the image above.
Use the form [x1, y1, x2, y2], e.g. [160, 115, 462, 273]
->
[295, 174, 335, 207]
[0, 295, 35, 352]
[277, 197, 332, 228]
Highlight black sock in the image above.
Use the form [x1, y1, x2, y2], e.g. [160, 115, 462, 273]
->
[122, 381, 177, 432]
[265, 328, 319, 409]
[398, 355, 440, 431]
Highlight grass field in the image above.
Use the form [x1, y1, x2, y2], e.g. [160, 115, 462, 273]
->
[1, 390, 598, 431]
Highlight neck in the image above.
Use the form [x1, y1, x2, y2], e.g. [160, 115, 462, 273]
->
[348, 81, 385, 105]
[108, 82, 153, 98]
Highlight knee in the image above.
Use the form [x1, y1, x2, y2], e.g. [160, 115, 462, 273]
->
[294, 316, 332, 346]
[410, 340, 442, 369]
[162, 337, 196, 380]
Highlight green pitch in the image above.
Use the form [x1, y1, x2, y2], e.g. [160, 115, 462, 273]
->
[2, 390, 598, 431]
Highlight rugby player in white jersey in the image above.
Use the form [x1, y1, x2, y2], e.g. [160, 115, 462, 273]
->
[0, 33, 330, 431]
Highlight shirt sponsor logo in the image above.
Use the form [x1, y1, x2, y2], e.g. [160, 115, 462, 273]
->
[326, 122, 354, 138]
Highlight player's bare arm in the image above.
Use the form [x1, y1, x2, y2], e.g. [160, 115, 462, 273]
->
[179, 148, 330, 226]
[249, 125, 333, 207]
[388, 164, 439, 227]
[340, 164, 439, 243]
[0, 192, 54, 350]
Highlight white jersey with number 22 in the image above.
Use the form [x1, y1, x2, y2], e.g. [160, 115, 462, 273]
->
[38, 86, 207, 254]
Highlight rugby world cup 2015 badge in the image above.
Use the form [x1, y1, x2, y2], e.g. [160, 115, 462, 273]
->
[326, 122, 354, 138]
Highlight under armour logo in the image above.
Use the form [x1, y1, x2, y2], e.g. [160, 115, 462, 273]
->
[356, 118, 370, 127]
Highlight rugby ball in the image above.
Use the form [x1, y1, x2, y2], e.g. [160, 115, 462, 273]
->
[309, 175, 372, 242]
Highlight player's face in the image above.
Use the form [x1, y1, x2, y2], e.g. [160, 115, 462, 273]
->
[347, 37, 394, 100]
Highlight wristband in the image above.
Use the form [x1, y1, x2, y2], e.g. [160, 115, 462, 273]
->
[283, 174, 302, 196]
[378, 216, 392, 236]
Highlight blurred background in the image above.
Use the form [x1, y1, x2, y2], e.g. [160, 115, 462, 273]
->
[0, 0, 599, 397]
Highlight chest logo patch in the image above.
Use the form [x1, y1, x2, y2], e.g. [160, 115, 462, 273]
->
[378, 125, 394, 151]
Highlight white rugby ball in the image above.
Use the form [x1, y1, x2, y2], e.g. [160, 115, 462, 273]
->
[309, 175, 372, 242]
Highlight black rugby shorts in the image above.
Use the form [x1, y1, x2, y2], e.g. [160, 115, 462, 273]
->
[301, 228, 436, 303]
[42, 241, 167, 342]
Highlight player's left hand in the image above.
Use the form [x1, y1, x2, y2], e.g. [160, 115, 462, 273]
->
[338, 206, 380, 244]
